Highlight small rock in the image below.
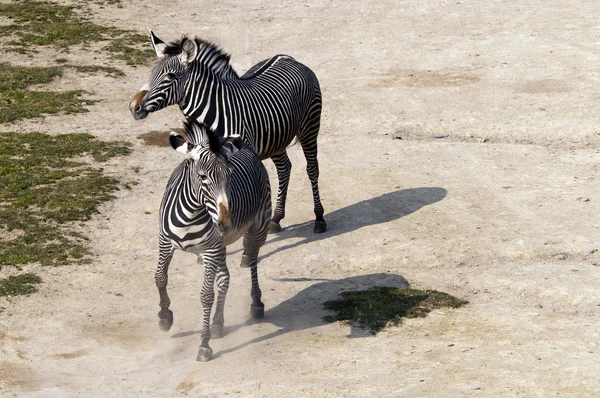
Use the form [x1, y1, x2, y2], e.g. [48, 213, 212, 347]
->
[585, 249, 598, 256]
[555, 253, 567, 260]
[434, 134, 449, 139]
[393, 136, 403, 140]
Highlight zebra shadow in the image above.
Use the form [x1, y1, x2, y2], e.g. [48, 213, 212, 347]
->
[255, 187, 447, 261]
[172, 273, 410, 360]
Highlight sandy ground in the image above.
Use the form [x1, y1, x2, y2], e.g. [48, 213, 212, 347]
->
[1, 0, 600, 396]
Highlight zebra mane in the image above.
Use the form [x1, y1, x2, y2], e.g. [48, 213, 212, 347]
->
[182, 120, 243, 159]
[181, 119, 210, 146]
[164, 36, 239, 79]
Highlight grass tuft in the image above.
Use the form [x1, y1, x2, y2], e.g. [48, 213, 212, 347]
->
[0, 132, 132, 267]
[323, 286, 468, 334]
[0, 273, 42, 297]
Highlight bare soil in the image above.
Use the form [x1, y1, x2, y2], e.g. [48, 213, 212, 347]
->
[1, 0, 600, 396]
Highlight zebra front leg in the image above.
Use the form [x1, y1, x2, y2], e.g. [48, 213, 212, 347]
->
[156, 239, 175, 331]
[241, 219, 268, 319]
[249, 265, 264, 319]
[269, 151, 292, 233]
[242, 250, 265, 319]
[196, 247, 225, 362]
[299, 136, 326, 233]
[209, 262, 230, 339]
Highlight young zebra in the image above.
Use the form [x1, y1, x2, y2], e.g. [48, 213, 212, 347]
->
[130, 31, 326, 234]
[157, 120, 271, 361]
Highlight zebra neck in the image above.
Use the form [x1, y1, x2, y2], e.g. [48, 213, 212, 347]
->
[180, 64, 234, 135]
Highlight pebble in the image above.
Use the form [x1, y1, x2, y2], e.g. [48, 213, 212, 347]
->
[555, 253, 567, 260]
[434, 134, 449, 139]
[585, 249, 598, 256]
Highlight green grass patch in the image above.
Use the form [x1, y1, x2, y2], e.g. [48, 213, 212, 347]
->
[0, 0, 152, 65]
[0, 63, 94, 123]
[0, 132, 132, 267]
[0, 273, 42, 297]
[323, 286, 468, 334]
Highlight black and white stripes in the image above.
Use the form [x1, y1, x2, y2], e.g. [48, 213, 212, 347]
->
[130, 31, 326, 233]
[155, 120, 271, 361]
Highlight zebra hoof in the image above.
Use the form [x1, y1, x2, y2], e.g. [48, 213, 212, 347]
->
[313, 220, 327, 233]
[268, 222, 282, 234]
[210, 324, 224, 339]
[251, 304, 265, 320]
[158, 309, 173, 332]
[196, 346, 213, 362]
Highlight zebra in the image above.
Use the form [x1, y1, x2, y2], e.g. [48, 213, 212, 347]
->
[130, 31, 326, 234]
[157, 119, 271, 361]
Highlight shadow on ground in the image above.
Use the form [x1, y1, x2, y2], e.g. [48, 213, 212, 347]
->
[255, 186, 447, 260]
[171, 188, 446, 359]
[172, 273, 410, 359]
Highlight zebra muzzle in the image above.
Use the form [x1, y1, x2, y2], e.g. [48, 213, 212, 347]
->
[130, 90, 149, 119]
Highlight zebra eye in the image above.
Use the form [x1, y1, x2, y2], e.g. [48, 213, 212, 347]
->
[165, 72, 177, 80]
[199, 174, 208, 181]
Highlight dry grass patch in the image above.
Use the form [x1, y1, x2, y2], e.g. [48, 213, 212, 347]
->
[137, 129, 184, 147]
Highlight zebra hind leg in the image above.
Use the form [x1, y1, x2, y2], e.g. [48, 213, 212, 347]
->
[299, 93, 326, 233]
[299, 135, 326, 233]
[196, 247, 225, 362]
[268, 151, 292, 233]
[156, 240, 175, 331]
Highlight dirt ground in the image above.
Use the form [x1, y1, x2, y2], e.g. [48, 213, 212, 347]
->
[2, 0, 600, 396]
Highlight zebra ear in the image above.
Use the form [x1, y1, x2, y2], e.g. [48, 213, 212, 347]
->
[180, 37, 198, 65]
[149, 29, 167, 58]
[206, 130, 222, 154]
[170, 132, 190, 154]
[216, 136, 243, 161]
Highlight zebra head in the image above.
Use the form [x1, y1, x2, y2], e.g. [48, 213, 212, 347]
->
[170, 121, 243, 233]
[130, 30, 199, 120]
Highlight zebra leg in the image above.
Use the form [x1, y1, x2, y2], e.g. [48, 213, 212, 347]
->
[299, 136, 327, 233]
[196, 246, 225, 362]
[241, 216, 268, 318]
[250, 265, 264, 319]
[156, 239, 175, 332]
[210, 261, 230, 339]
[269, 151, 292, 233]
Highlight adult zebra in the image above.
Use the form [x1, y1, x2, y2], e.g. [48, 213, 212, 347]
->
[130, 31, 326, 234]
[158, 120, 272, 361]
